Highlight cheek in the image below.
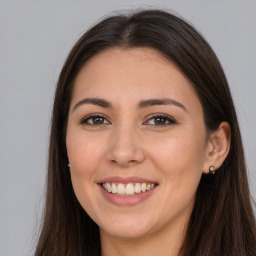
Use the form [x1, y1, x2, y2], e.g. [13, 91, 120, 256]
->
[147, 129, 206, 189]
[67, 130, 104, 173]
[146, 133, 206, 221]
[66, 130, 105, 208]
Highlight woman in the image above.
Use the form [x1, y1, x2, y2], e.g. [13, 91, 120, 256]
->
[35, 9, 256, 256]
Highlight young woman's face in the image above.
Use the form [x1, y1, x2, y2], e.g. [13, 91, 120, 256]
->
[66, 47, 211, 240]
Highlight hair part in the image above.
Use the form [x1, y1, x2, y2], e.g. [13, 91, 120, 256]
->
[35, 9, 256, 256]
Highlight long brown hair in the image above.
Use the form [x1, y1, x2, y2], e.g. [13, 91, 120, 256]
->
[35, 10, 256, 256]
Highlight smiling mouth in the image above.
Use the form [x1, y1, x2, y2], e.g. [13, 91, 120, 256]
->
[101, 182, 158, 196]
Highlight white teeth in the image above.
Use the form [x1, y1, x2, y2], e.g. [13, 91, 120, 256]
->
[106, 183, 112, 192]
[117, 183, 126, 195]
[126, 183, 134, 195]
[112, 183, 117, 193]
[102, 182, 156, 196]
[141, 183, 146, 192]
[135, 183, 141, 193]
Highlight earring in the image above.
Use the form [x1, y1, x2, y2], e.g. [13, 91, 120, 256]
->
[209, 165, 216, 174]
[68, 163, 71, 168]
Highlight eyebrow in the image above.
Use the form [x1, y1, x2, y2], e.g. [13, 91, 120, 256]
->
[73, 97, 186, 112]
[138, 98, 187, 112]
[73, 98, 112, 111]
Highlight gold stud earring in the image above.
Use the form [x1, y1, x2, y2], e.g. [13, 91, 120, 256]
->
[209, 165, 216, 174]
[68, 163, 71, 168]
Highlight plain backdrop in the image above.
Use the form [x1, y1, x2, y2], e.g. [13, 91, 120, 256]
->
[0, 0, 255, 255]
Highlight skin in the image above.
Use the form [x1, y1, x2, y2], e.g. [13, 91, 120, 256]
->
[66, 47, 230, 256]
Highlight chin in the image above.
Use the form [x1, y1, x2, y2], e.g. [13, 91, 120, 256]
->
[98, 214, 154, 239]
[101, 225, 151, 240]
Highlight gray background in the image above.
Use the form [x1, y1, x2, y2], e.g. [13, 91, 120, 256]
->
[0, 0, 255, 255]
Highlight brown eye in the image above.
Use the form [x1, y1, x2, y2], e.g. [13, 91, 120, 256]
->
[81, 115, 110, 126]
[146, 114, 176, 126]
[154, 117, 167, 125]
[92, 116, 105, 124]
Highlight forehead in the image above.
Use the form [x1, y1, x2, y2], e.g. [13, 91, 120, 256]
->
[71, 47, 202, 115]
[74, 47, 180, 89]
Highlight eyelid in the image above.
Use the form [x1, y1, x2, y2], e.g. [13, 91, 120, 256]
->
[143, 113, 177, 126]
[80, 113, 111, 125]
[79, 112, 176, 127]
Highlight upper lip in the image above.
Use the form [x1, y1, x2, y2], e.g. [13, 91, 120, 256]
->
[97, 176, 158, 184]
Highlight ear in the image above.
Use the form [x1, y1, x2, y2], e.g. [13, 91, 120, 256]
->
[202, 122, 231, 174]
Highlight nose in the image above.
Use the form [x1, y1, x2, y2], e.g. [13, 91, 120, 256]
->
[106, 126, 146, 168]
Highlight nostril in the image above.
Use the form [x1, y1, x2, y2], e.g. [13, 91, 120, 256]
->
[109, 158, 140, 168]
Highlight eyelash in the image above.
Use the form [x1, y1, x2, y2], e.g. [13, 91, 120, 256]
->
[80, 113, 176, 127]
[80, 114, 110, 126]
[144, 114, 177, 127]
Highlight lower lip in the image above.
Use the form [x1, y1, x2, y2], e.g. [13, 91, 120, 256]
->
[99, 185, 156, 206]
